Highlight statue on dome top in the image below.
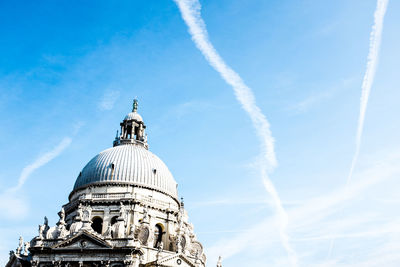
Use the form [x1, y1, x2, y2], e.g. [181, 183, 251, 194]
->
[133, 98, 138, 112]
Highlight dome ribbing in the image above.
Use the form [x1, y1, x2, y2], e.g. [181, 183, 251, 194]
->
[73, 144, 178, 198]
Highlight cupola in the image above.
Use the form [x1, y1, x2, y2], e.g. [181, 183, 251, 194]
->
[113, 99, 148, 148]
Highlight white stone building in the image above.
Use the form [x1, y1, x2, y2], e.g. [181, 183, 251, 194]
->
[7, 100, 215, 267]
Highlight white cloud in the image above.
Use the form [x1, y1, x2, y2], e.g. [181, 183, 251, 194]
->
[9, 137, 72, 193]
[0, 191, 29, 220]
[0, 137, 72, 221]
[98, 90, 120, 111]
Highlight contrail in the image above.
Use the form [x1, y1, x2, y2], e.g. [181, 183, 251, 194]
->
[173, 0, 297, 265]
[328, 0, 389, 259]
[347, 0, 389, 185]
[8, 137, 72, 192]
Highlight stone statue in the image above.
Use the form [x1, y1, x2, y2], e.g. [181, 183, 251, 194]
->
[9, 251, 14, 260]
[138, 124, 144, 141]
[104, 224, 112, 239]
[113, 217, 126, 238]
[38, 224, 45, 239]
[57, 223, 68, 239]
[81, 204, 92, 222]
[195, 251, 200, 264]
[59, 207, 65, 224]
[142, 206, 148, 222]
[55, 207, 68, 239]
[217, 256, 222, 267]
[16, 236, 23, 255]
[119, 202, 127, 224]
[23, 242, 30, 256]
[81, 204, 93, 230]
[76, 203, 83, 220]
[46, 226, 59, 239]
[133, 98, 138, 112]
[177, 209, 184, 231]
[176, 234, 182, 253]
[128, 223, 135, 238]
[43, 216, 49, 235]
[70, 205, 84, 234]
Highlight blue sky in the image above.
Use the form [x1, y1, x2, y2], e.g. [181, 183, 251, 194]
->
[0, 0, 400, 266]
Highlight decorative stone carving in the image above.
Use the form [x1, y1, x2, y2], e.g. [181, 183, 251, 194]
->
[187, 223, 196, 240]
[189, 241, 203, 257]
[82, 205, 92, 221]
[112, 217, 126, 238]
[128, 223, 135, 238]
[104, 224, 112, 239]
[57, 223, 69, 239]
[70, 209, 84, 234]
[217, 256, 222, 267]
[9, 250, 14, 261]
[136, 225, 150, 245]
[181, 235, 186, 251]
[23, 242, 30, 256]
[176, 234, 183, 253]
[38, 224, 44, 239]
[81, 204, 93, 231]
[119, 202, 127, 219]
[52, 259, 62, 267]
[59, 207, 66, 225]
[46, 208, 69, 239]
[141, 206, 149, 223]
[76, 203, 83, 220]
[46, 226, 59, 239]
[16, 236, 23, 255]
[38, 217, 49, 240]
[168, 235, 176, 252]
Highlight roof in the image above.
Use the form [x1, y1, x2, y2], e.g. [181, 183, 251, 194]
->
[124, 111, 143, 122]
[73, 144, 178, 199]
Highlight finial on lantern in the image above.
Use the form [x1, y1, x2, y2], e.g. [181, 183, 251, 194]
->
[133, 98, 138, 112]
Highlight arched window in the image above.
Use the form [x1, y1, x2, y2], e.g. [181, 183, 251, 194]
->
[91, 217, 103, 234]
[154, 224, 164, 248]
[110, 216, 119, 225]
[110, 163, 115, 179]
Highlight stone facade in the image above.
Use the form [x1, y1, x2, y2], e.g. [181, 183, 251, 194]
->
[6, 100, 217, 267]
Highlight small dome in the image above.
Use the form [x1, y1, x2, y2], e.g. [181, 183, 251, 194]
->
[73, 144, 178, 199]
[124, 111, 143, 122]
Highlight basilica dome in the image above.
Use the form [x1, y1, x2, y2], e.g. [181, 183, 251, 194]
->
[73, 99, 178, 200]
[7, 99, 208, 267]
[73, 144, 178, 198]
